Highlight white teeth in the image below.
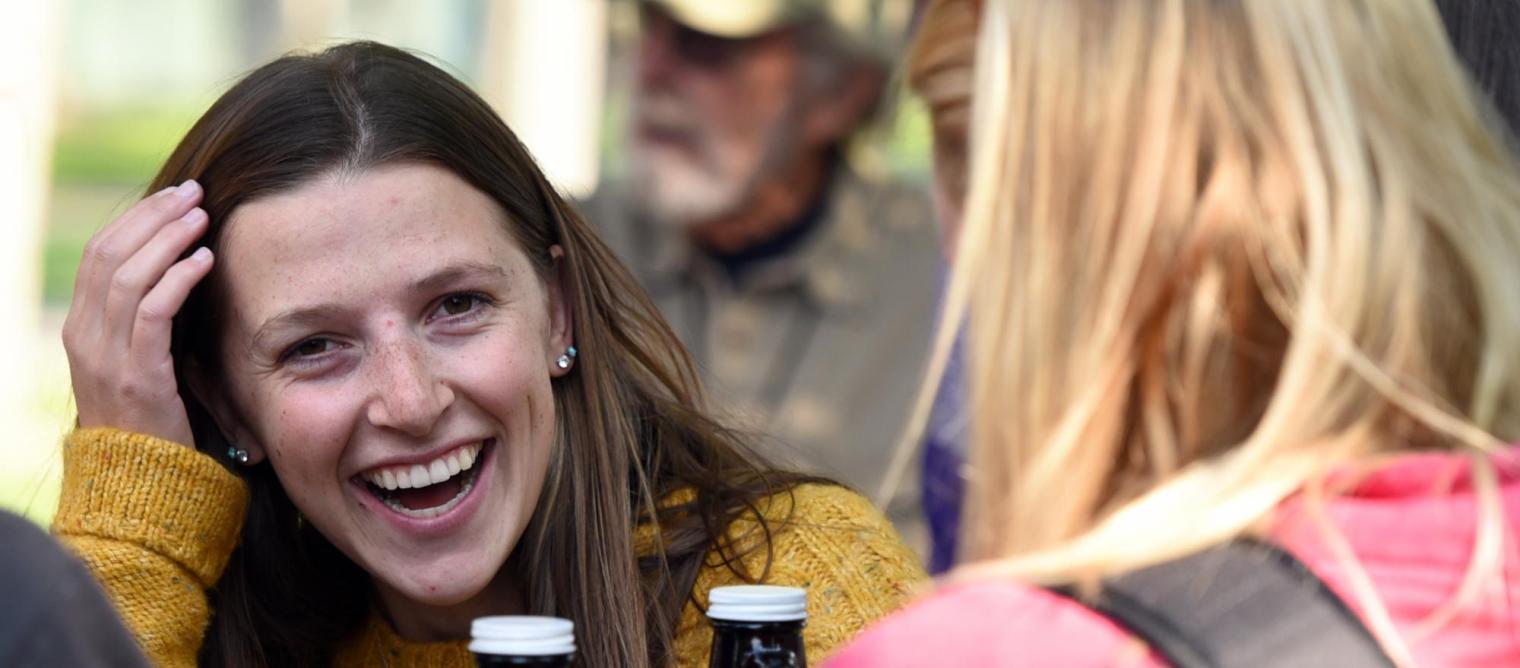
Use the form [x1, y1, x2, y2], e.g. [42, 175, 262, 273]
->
[361, 441, 487, 491]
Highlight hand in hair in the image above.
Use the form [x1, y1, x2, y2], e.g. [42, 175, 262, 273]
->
[63, 181, 214, 448]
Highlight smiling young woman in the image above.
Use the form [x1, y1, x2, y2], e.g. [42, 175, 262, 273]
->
[53, 42, 924, 667]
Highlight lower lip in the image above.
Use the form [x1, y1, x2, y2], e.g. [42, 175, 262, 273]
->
[355, 439, 495, 538]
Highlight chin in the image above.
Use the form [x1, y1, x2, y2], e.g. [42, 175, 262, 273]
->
[381, 556, 499, 607]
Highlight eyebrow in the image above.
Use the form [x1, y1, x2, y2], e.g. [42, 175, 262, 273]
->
[248, 261, 513, 352]
[409, 261, 511, 294]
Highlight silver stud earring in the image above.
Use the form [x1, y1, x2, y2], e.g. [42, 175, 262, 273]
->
[227, 446, 250, 465]
[557, 345, 578, 370]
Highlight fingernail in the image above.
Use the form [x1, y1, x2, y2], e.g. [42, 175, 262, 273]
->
[176, 180, 201, 199]
[181, 208, 207, 226]
[191, 247, 212, 262]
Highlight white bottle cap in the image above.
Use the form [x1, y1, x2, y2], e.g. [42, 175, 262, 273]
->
[469, 616, 576, 657]
[706, 585, 808, 622]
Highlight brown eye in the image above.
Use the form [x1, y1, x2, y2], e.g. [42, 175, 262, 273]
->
[290, 339, 334, 358]
[440, 294, 478, 316]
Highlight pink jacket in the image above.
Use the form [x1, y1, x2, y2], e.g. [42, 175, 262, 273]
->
[826, 450, 1520, 667]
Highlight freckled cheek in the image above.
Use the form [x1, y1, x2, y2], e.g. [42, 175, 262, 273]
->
[443, 331, 550, 415]
[260, 389, 360, 492]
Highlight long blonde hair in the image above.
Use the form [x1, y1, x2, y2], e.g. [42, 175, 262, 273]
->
[912, 0, 1520, 659]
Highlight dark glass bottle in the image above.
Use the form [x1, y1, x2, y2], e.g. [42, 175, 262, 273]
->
[470, 616, 575, 668]
[473, 655, 573, 668]
[707, 586, 808, 668]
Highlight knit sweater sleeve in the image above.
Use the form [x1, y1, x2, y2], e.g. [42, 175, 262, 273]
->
[670, 483, 928, 667]
[51, 428, 249, 667]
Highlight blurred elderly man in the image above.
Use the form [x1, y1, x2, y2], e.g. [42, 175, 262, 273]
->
[588, 0, 939, 542]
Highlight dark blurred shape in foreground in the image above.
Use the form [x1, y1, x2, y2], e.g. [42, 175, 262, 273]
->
[0, 511, 146, 667]
[1436, 0, 1520, 134]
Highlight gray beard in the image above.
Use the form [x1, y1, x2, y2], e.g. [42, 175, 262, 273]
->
[629, 146, 755, 227]
[628, 101, 807, 228]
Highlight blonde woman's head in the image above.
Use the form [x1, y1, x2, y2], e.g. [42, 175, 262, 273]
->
[913, 0, 1520, 606]
[907, 0, 980, 248]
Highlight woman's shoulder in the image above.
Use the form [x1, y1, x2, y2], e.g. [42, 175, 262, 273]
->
[707, 481, 923, 588]
[666, 482, 911, 553]
[671, 483, 929, 665]
[732, 483, 924, 587]
[751, 482, 899, 528]
[824, 579, 1166, 668]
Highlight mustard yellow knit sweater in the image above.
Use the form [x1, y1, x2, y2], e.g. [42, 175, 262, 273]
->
[53, 428, 925, 666]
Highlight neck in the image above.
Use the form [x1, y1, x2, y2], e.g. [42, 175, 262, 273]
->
[688, 149, 832, 255]
[376, 568, 527, 642]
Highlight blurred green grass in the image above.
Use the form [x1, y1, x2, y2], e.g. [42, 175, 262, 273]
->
[44, 106, 202, 306]
[51, 106, 200, 184]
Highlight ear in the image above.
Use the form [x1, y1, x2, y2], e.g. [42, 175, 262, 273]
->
[545, 245, 576, 377]
[802, 64, 886, 147]
[185, 360, 269, 465]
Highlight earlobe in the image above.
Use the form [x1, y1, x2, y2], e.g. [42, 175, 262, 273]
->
[184, 360, 268, 465]
[546, 245, 576, 377]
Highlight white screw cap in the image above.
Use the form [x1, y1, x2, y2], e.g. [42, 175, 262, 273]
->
[706, 585, 808, 622]
[469, 616, 575, 656]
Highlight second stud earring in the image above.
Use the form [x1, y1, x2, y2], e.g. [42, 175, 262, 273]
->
[557, 345, 578, 369]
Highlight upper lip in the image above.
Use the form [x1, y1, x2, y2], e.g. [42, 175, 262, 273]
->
[352, 437, 491, 477]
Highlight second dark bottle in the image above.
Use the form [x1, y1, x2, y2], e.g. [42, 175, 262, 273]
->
[707, 585, 808, 668]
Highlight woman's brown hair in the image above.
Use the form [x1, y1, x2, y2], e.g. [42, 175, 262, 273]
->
[156, 41, 815, 667]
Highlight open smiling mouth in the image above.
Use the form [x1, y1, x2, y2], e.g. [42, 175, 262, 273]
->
[358, 439, 494, 519]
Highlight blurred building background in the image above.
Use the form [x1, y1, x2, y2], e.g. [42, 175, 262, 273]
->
[0, 0, 931, 526]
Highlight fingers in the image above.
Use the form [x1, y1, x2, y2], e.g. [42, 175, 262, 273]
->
[101, 207, 210, 352]
[71, 180, 203, 320]
[131, 248, 215, 369]
[62, 178, 212, 449]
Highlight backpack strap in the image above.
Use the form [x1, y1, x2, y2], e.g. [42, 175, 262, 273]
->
[1050, 540, 1394, 668]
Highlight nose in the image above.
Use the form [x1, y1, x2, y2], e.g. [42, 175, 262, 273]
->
[364, 335, 454, 437]
[638, 13, 680, 90]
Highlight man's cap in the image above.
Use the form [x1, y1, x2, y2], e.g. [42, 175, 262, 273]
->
[644, 0, 804, 38]
[642, 0, 913, 50]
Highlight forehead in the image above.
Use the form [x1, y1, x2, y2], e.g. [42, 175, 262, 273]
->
[225, 162, 512, 247]
[217, 163, 532, 323]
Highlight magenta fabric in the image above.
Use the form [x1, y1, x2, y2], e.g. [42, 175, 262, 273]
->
[825, 449, 1520, 667]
